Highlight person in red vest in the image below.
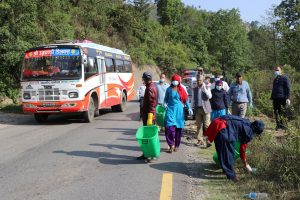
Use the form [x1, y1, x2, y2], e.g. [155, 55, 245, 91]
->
[204, 115, 265, 182]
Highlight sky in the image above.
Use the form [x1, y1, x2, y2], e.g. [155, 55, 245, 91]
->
[182, 0, 282, 22]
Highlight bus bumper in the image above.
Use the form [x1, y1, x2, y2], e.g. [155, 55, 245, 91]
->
[22, 101, 87, 114]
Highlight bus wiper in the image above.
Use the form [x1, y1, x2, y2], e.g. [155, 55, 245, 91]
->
[51, 75, 81, 79]
[23, 78, 54, 81]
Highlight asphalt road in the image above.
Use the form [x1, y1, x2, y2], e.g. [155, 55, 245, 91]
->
[0, 101, 191, 200]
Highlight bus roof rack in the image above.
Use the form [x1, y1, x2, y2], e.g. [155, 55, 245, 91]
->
[53, 39, 74, 44]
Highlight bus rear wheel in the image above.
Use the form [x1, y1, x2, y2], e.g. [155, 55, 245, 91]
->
[34, 114, 49, 123]
[112, 92, 126, 112]
[83, 97, 95, 122]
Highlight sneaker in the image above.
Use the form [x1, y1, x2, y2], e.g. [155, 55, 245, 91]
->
[231, 176, 240, 182]
[145, 157, 158, 163]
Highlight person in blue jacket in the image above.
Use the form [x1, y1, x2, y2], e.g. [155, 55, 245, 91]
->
[164, 74, 193, 153]
[204, 115, 265, 182]
[271, 65, 291, 130]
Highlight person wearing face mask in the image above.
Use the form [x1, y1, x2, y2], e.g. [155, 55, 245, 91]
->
[191, 75, 212, 146]
[156, 73, 170, 106]
[210, 74, 230, 92]
[228, 72, 253, 118]
[164, 74, 193, 153]
[271, 65, 291, 130]
[210, 80, 228, 121]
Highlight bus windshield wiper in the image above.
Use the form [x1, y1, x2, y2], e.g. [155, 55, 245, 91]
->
[22, 78, 54, 81]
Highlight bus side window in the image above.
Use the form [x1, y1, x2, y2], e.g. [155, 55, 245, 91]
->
[105, 58, 115, 72]
[115, 60, 124, 73]
[84, 57, 98, 79]
[124, 61, 132, 73]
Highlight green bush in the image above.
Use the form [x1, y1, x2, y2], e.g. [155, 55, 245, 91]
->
[245, 70, 274, 116]
[248, 127, 300, 199]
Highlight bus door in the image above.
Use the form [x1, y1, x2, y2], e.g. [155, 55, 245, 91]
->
[97, 57, 107, 107]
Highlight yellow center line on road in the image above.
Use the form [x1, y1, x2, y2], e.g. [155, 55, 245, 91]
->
[160, 173, 173, 200]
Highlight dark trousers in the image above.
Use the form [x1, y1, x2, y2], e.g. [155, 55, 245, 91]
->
[215, 133, 235, 179]
[273, 98, 286, 129]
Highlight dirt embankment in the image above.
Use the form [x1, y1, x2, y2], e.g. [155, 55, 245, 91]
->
[133, 64, 163, 98]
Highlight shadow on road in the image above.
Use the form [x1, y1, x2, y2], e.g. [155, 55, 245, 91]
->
[0, 108, 115, 126]
[53, 150, 144, 165]
[96, 128, 137, 136]
[116, 138, 137, 142]
[89, 143, 141, 151]
[149, 162, 226, 180]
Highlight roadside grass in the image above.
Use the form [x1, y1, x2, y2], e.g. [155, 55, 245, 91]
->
[0, 104, 23, 113]
[199, 116, 300, 200]
[198, 147, 252, 200]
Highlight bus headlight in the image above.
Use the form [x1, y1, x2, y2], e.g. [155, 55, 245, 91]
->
[23, 92, 31, 99]
[68, 92, 78, 98]
[61, 103, 77, 108]
[23, 103, 37, 108]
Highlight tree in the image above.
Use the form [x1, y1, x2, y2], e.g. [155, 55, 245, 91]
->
[0, 0, 44, 99]
[37, 0, 74, 42]
[156, 0, 184, 26]
[0, 1, 44, 79]
[248, 23, 277, 70]
[275, 0, 300, 70]
[206, 9, 251, 73]
[170, 6, 210, 66]
[129, 0, 154, 20]
[71, 0, 118, 41]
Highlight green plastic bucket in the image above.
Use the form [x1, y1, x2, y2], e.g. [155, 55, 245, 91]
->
[136, 125, 160, 158]
[156, 105, 166, 127]
[213, 142, 249, 167]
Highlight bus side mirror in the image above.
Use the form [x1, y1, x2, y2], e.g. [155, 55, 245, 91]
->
[82, 54, 88, 65]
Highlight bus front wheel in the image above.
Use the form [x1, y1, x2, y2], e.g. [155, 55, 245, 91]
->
[34, 114, 49, 123]
[83, 97, 95, 122]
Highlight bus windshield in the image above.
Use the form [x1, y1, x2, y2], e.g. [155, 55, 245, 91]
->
[22, 48, 82, 81]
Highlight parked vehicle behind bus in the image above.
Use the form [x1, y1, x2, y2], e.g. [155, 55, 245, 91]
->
[20, 40, 134, 123]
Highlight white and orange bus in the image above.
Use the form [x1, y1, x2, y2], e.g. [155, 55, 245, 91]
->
[20, 40, 134, 123]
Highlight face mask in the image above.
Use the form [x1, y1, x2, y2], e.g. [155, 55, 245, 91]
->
[204, 80, 208, 84]
[274, 71, 280, 77]
[216, 86, 222, 91]
[215, 78, 220, 82]
[172, 80, 179, 86]
[159, 79, 165, 83]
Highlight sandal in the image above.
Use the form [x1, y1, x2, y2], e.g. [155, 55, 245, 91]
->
[195, 140, 204, 146]
[167, 146, 174, 153]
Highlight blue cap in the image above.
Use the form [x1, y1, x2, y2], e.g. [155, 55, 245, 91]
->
[142, 72, 152, 79]
[216, 80, 223, 85]
[251, 120, 265, 135]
